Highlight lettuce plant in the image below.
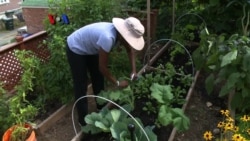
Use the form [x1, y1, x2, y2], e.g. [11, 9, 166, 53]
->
[82, 107, 157, 141]
[150, 83, 190, 131]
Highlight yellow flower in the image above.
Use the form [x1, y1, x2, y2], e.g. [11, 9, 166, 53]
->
[233, 126, 239, 132]
[203, 131, 213, 141]
[220, 110, 230, 117]
[232, 134, 246, 141]
[224, 122, 234, 131]
[240, 115, 250, 122]
[226, 117, 234, 122]
[217, 121, 225, 128]
[247, 128, 250, 135]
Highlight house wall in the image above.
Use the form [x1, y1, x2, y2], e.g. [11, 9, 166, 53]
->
[22, 7, 48, 34]
[0, 0, 22, 13]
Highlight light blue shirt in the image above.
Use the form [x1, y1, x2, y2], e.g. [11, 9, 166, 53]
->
[67, 22, 117, 55]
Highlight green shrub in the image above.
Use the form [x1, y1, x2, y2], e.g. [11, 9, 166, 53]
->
[32, 0, 126, 104]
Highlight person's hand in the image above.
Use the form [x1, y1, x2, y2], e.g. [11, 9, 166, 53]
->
[117, 80, 129, 88]
[130, 73, 138, 81]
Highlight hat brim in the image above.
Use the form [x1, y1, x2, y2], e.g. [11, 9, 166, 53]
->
[112, 18, 145, 51]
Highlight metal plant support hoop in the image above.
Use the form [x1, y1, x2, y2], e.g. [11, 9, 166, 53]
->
[71, 95, 151, 141]
[143, 39, 195, 78]
[174, 13, 207, 31]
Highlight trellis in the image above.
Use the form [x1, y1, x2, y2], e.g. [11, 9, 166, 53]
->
[0, 31, 49, 92]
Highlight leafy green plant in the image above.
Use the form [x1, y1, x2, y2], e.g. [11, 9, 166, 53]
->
[209, 34, 250, 112]
[5, 50, 39, 141]
[0, 86, 12, 138]
[132, 62, 192, 112]
[150, 83, 190, 131]
[193, 32, 250, 112]
[12, 50, 39, 117]
[82, 107, 157, 141]
[97, 86, 135, 110]
[33, 35, 73, 104]
[132, 72, 166, 99]
[98, 62, 192, 132]
[9, 125, 32, 141]
[172, 23, 202, 45]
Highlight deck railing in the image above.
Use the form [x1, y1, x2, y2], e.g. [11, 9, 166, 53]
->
[0, 30, 49, 92]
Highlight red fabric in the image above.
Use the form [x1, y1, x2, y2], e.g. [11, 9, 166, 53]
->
[48, 14, 56, 25]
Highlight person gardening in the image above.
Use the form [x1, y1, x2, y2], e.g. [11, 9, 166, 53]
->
[66, 17, 145, 126]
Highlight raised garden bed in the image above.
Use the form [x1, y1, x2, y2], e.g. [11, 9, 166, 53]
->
[67, 40, 199, 141]
[26, 39, 199, 141]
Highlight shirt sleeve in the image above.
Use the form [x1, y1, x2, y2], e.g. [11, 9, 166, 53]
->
[96, 35, 115, 53]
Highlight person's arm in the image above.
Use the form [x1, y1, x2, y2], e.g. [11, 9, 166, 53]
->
[124, 46, 137, 80]
[99, 48, 128, 88]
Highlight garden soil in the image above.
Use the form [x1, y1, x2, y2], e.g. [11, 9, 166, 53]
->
[36, 73, 227, 141]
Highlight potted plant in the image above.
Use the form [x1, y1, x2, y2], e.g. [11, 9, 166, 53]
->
[2, 50, 39, 141]
[15, 33, 24, 42]
[3, 123, 36, 141]
[2, 90, 37, 141]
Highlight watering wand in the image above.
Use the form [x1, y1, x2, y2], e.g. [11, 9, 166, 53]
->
[128, 123, 135, 141]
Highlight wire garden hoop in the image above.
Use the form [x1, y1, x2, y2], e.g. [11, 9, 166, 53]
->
[143, 39, 195, 78]
[71, 95, 151, 141]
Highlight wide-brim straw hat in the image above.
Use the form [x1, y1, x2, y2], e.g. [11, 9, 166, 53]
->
[112, 17, 145, 51]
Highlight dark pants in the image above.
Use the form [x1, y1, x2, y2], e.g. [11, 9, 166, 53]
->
[66, 45, 104, 126]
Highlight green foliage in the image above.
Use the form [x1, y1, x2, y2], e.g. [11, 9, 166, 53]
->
[193, 33, 250, 112]
[36, 0, 126, 104]
[108, 48, 143, 85]
[132, 62, 192, 108]
[132, 72, 166, 99]
[150, 83, 190, 131]
[82, 107, 157, 141]
[150, 83, 173, 104]
[34, 36, 73, 104]
[97, 86, 135, 110]
[2, 50, 39, 141]
[98, 60, 192, 132]
[46, 0, 125, 34]
[195, 0, 250, 35]
[172, 23, 203, 45]
[11, 50, 39, 124]
[125, 0, 172, 39]
[0, 93, 12, 137]
[10, 125, 30, 141]
[188, 0, 250, 115]
[0, 50, 40, 139]
[127, 0, 162, 10]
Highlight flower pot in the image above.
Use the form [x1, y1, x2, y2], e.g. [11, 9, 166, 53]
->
[2, 123, 36, 141]
[15, 35, 24, 42]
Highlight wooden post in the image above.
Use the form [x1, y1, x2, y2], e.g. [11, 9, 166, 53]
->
[147, 0, 151, 48]
[172, 0, 175, 33]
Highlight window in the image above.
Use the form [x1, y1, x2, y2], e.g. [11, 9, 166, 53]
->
[0, 0, 10, 5]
